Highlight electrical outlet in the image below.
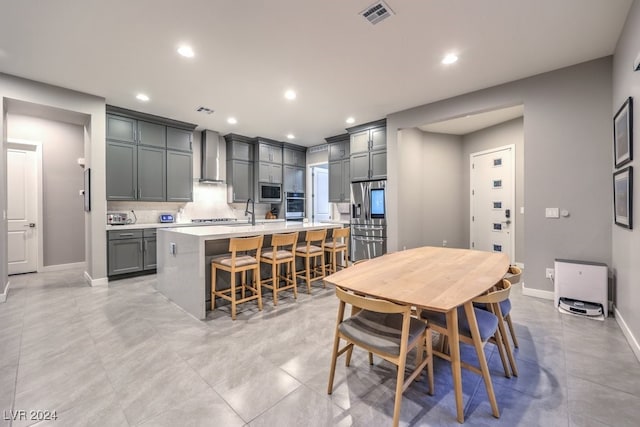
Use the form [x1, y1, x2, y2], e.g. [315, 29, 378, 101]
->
[545, 268, 554, 279]
[442, 240, 447, 247]
[169, 242, 177, 255]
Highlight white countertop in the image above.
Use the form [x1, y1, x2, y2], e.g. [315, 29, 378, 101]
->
[105, 218, 285, 231]
[157, 221, 340, 239]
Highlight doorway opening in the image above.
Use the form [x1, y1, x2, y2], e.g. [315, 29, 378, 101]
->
[311, 164, 329, 222]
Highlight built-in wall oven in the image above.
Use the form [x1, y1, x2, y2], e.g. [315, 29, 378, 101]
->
[285, 192, 305, 221]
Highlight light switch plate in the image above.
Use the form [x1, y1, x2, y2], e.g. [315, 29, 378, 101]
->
[545, 208, 560, 218]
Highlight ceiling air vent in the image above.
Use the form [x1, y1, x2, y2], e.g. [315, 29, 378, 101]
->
[360, 1, 394, 25]
[196, 106, 215, 115]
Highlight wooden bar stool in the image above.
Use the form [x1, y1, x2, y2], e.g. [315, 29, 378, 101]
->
[295, 228, 327, 293]
[325, 227, 350, 275]
[260, 231, 299, 306]
[211, 235, 264, 320]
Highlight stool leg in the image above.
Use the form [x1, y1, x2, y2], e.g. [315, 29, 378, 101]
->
[241, 271, 246, 299]
[332, 250, 337, 275]
[255, 266, 263, 311]
[211, 264, 217, 310]
[305, 256, 311, 294]
[230, 270, 237, 320]
[272, 260, 278, 306]
[321, 252, 326, 287]
[290, 260, 298, 299]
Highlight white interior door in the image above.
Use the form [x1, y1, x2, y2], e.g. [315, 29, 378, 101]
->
[470, 145, 515, 262]
[7, 145, 39, 274]
[313, 167, 330, 221]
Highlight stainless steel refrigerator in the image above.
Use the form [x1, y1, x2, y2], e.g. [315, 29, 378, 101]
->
[350, 179, 387, 262]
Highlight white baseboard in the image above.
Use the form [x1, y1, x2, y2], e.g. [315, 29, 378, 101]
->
[614, 306, 640, 363]
[84, 271, 108, 287]
[41, 262, 86, 272]
[515, 262, 525, 269]
[0, 280, 9, 303]
[521, 281, 554, 300]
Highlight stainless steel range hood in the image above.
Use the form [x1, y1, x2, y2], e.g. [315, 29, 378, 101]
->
[199, 129, 226, 183]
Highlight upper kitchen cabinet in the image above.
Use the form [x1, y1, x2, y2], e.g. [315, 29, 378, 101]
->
[106, 140, 137, 200]
[258, 139, 283, 164]
[347, 119, 387, 181]
[225, 133, 256, 203]
[326, 134, 350, 202]
[167, 150, 193, 202]
[283, 165, 304, 193]
[137, 120, 166, 148]
[105, 105, 196, 202]
[283, 146, 306, 167]
[167, 127, 193, 152]
[106, 115, 137, 143]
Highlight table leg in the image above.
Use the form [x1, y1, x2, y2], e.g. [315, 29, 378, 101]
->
[463, 302, 500, 418]
[446, 308, 464, 423]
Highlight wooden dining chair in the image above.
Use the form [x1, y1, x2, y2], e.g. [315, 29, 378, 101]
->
[211, 235, 264, 320]
[419, 280, 514, 419]
[295, 228, 327, 293]
[324, 227, 350, 274]
[503, 265, 522, 348]
[260, 232, 298, 306]
[328, 286, 434, 427]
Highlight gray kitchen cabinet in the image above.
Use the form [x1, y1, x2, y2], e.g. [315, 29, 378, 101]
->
[106, 114, 137, 143]
[108, 230, 144, 276]
[228, 140, 254, 161]
[227, 159, 253, 202]
[167, 127, 193, 152]
[167, 150, 193, 202]
[347, 120, 387, 181]
[258, 142, 283, 164]
[106, 106, 196, 202]
[137, 145, 166, 201]
[138, 120, 166, 148]
[283, 147, 306, 167]
[143, 228, 157, 270]
[258, 162, 282, 184]
[106, 140, 137, 200]
[328, 140, 350, 161]
[284, 165, 304, 193]
[329, 159, 350, 202]
[349, 152, 370, 182]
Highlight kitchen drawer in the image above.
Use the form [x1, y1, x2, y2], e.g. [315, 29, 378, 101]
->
[143, 228, 157, 237]
[108, 229, 143, 240]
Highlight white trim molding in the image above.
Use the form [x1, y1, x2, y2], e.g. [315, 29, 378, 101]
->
[514, 262, 525, 269]
[614, 306, 640, 363]
[84, 271, 108, 287]
[41, 262, 86, 272]
[521, 281, 554, 300]
[0, 280, 9, 303]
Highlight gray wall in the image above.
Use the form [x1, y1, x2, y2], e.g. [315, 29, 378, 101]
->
[397, 128, 465, 249]
[1, 73, 106, 290]
[462, 118, 525, 262]
[612, 0, 640, 349]
[7, 114, 85, 266]
[388, 57, 612, 292]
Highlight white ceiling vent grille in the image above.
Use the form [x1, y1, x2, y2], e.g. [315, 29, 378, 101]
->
[360, 1, 394, 25]
[308, 144, 328, 153]
[196, 106, 215, 114]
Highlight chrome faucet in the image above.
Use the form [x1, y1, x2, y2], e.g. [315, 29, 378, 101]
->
[245, 198, 256, 226]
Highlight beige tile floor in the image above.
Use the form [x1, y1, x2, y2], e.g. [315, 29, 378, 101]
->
[1, 267, 639, 426]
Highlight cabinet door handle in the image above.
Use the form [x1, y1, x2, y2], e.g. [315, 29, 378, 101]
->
[144, 240, 148, 253]
[139, 241, 143, 253]
[139, 188, 142, 199]
[120, 233, 134, 237]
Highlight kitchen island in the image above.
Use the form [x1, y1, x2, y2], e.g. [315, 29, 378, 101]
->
[156, 221, 341, 319]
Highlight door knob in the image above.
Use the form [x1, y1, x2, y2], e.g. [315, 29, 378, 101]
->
[23, 223, 36, 228]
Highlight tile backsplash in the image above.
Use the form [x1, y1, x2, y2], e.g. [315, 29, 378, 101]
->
[107, 182, 273, 223]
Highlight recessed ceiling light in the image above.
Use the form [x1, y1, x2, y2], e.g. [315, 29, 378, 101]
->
[346, 117, 355, 124]
[284, 89, 297, 100]
[227, 117, 237, 125]
[442, 53, 458, 65]
[287, 134, 295, 139]
[177, 45, 194, 58]
[136, 93, 150, 102]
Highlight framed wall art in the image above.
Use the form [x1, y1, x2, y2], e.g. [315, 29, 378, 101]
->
[614, 97, 633, 168]
[613, 166, 632, 229]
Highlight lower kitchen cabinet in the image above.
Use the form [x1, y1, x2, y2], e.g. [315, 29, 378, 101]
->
[108, 228, 157, 278]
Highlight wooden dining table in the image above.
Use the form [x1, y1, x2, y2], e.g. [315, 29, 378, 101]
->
[323, 246, 510, 423]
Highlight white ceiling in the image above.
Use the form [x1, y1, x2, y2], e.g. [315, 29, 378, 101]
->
[419, 105, 524, 135]
[0, 0, 632, 146]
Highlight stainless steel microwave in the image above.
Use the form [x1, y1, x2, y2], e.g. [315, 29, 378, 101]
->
[258, 183, 282, 203]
